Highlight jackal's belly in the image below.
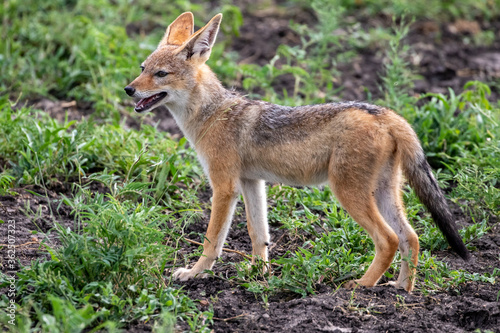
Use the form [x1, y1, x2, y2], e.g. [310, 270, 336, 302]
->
[242, 168, 329, 186]
[241, 154, 330, 186]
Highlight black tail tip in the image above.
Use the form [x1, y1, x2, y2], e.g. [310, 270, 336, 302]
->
[458, 248, 471, 261]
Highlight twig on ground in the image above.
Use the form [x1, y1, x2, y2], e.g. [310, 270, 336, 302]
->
[0, 241, 40, 248]
[213, 313, 248, 322]
[268, 232, 286, 252]
[183, 238, 253, 260]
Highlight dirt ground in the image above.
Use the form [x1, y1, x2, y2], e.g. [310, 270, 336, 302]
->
[1, 2, 500, 332]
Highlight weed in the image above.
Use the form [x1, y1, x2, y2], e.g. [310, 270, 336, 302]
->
[378, 16, 418, 112]
[413, 81, 497, 168]
[418, 251, 500, 294]
[0, 172, 16, 196]
[0, 181, 211, 331]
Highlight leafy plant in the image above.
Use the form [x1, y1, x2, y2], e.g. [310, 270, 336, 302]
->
[378, 16, 418, 112]
[413, 81, 497, 168]
[0, 178, 210, 331]
[0, 172, 16, 196]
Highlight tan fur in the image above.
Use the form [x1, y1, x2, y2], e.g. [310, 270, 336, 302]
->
[125, 13, 468, 292]
[160, 12, 194, 46]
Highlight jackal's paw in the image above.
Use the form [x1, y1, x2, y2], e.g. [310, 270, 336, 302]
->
[344, 279, 375, 289]
[388, 280, 414, 293]
[344, 280, 361, 289]
[172, 267, 207, 281]
[388, 280, 403, 289]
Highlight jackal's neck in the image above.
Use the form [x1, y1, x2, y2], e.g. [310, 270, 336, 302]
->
[166, 65, 238, 144]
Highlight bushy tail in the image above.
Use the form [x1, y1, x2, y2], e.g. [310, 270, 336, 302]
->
[390, 115, 470, 260]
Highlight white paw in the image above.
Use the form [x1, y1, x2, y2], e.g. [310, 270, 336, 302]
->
[388, 280, 414, 292]
[172, 267, 207, 281]
[388, 281, 402, 288]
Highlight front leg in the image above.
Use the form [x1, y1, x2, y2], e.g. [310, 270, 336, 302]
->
[241, 178, 269, 264]
[173, 180, 239, 281]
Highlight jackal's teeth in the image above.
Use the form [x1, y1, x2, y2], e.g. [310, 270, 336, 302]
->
[134, 92, 167, 113]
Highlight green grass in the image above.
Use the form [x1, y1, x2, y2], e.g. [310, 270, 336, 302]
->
[0, 0, 240, 121]
[1, 0, 499, 331]
[3, 184, 209, 331]
[293, 0, 499, 21]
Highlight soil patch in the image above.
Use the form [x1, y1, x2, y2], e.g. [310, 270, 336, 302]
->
[227, 7, 500, 102]
[0, 186, 74, 272]
[0, 180, 109, 273]
[180, 279, 499, 333]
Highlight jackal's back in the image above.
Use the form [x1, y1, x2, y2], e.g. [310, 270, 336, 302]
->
[228, 100, 390, 185]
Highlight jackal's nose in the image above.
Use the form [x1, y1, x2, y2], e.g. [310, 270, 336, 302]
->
[124, 86, 136, 96]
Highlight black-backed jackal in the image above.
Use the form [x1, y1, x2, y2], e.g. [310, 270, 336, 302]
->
[125, 12, 470, 292]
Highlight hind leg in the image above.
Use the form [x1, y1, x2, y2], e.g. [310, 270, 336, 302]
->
[330, 177, 399, 288]
[375, 162, 419, 292]
[328, 112, 400, 288]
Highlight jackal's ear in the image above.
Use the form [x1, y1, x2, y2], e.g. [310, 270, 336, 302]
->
[159, 12, 194, 47]
[175, 13, 222, 63]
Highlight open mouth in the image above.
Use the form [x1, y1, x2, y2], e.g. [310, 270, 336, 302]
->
[135, 92, 167, 113]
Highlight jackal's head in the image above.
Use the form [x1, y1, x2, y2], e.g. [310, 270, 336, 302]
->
[124, 12, 222, 113]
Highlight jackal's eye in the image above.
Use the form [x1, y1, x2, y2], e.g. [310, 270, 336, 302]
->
[140, 66, 144, 72]
[155, 71, 168, 77]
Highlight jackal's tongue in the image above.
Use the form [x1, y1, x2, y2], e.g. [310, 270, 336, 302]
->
[135, 92, 167, 111]
[136, 95, 156, 108]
